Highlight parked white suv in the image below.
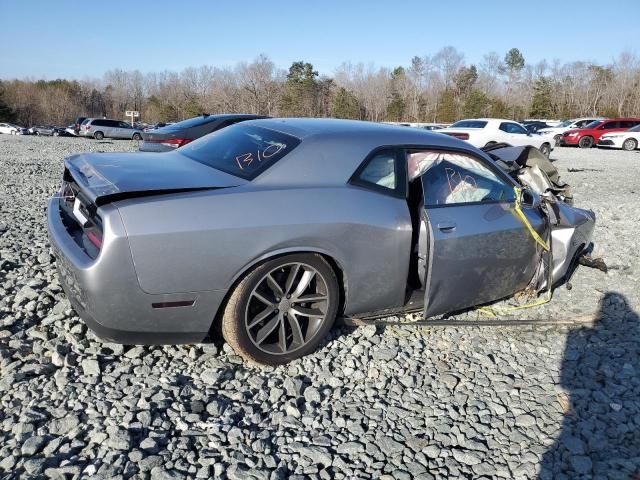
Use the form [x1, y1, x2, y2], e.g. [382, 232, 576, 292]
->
[537, 118, 602, 145]
[439, 118, 553, 157]
[80, 118, 143, 140]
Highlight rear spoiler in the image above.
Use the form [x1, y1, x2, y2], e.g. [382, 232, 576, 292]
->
[64, 157, 223, 206]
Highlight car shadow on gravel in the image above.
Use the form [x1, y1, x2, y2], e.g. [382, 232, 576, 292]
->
[540, 292, 640, 479]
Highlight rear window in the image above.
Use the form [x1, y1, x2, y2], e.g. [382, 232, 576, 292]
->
[179, 125, 301, 180]
[169, 115, 219, 129]
[450, 120, 488, 129]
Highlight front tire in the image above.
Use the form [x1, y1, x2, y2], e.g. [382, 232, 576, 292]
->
[578, 136, 593, 149]
[539, 143, 551, 158]
[553, 134, 561, 146]
[221, 253, 339, 366]
[132, 133, 142, 141]
[622, 138, 638, 151]
[94, 131, 104, 140]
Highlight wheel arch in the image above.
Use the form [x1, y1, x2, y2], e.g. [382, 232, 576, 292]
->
[208, 248, 349, 338]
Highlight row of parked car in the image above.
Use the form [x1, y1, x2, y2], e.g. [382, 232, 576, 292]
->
[4, 113, 640, 154]
[434, 116, 640, 153]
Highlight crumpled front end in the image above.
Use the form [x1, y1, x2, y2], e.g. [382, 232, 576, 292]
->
[487, 145, 596, 289]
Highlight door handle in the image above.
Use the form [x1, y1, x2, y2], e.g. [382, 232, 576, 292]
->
[437, 222, 456, 232]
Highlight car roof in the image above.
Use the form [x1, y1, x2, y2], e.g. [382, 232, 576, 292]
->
[241, 118, 487, 186]
[475, 118, 522, 123]
[245, 117, 470, 144]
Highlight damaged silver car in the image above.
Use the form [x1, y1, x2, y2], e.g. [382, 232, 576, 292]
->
[47, 119, 595, 365]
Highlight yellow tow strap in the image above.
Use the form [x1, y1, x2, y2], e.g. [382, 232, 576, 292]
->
[512, 187, 549, 251]
[477, 187, 553, 316]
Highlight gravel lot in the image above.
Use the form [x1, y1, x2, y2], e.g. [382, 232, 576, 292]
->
[1, 135, 639, 479]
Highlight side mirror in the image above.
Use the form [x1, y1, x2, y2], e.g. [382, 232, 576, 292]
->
[520, 188, 541, 209]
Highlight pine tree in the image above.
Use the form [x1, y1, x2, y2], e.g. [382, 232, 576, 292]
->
[463, 90, 492, 118]
[529, 77, 553, 118]
[279, 61, 319, 117]
[386, 92, 405, 121]
[436, 89, 457, 123]
[331, 88, 361, 119]
[0, 82, 17, 122]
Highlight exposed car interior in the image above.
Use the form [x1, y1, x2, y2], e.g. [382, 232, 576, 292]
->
[355, 146, 522, 311]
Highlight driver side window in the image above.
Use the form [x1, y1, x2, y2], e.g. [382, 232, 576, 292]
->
[408, 150, 515, 206]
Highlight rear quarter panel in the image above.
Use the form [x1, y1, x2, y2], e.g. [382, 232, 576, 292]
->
[116, 185, 412, 315]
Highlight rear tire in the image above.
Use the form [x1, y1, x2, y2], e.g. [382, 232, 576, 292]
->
[94, 131, 104, 140]
[622, 138, 638, 151]
[221, 253, 339, 366]
[578, 136, 593, 149]
[132, 133, 142, 141]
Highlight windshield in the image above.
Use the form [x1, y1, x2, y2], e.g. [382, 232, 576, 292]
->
[628, 124, 640, 132]
[557, 120, 572, 128]
[449, 120, 488, 129]
[583, 120, 603, 129]
[166, 115, 218, 129]
[179, 125, 301, 180]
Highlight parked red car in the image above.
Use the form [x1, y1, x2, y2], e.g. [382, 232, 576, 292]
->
[561, 118, 640, 148]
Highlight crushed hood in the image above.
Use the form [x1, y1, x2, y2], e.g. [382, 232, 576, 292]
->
[485, 145, 573, 204]
[64, 151, 245, 205]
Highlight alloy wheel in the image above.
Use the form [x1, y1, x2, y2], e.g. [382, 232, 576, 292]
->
[244, 262, 330, 355]
[622, 138, 637, 151]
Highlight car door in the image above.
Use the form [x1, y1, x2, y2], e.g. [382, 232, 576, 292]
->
[412, 148, 545, 317]
[104, 120, 118, 138]
[596, 121, 620, 140]
[118, 121, 133, 138]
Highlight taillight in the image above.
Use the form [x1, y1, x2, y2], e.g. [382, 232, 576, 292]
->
[444, 132, 469, 140]
[148, 138, 193, 148]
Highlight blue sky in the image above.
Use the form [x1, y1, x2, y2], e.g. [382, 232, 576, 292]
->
[1, 0, 639, 79]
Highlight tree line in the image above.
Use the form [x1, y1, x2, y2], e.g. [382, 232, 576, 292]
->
[1, 48, 639, 127]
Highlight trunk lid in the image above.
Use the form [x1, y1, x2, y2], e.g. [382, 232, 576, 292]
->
[64, 151, 245, 205]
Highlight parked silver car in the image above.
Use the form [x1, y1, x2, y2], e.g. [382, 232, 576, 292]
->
[47, 119, 595, 365]
[79, 118, 143, 140]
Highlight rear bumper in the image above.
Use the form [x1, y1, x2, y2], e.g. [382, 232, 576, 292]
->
[47, 197, 226, 344]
